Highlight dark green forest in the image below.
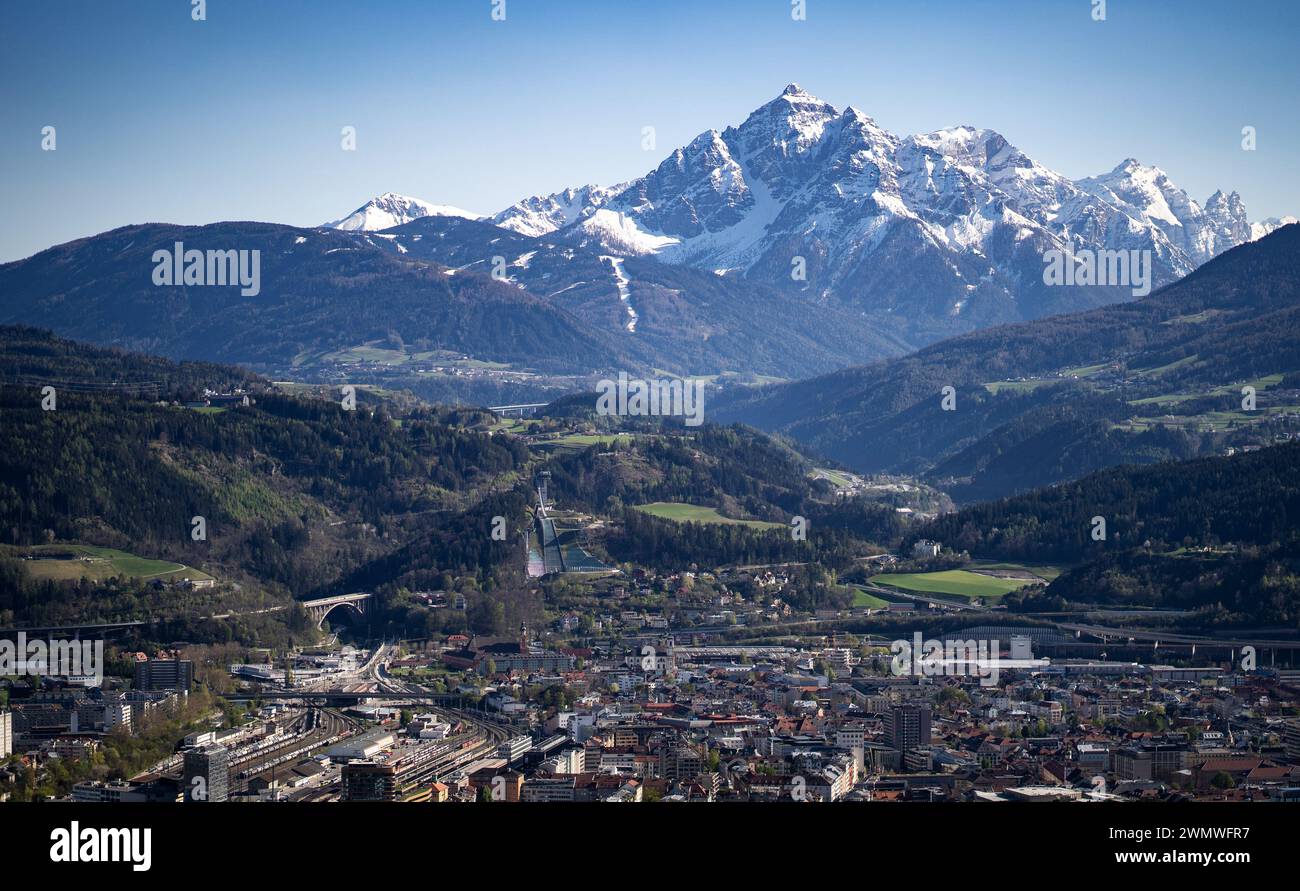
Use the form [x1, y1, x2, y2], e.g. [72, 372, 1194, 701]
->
[915, 442, 1300, 563]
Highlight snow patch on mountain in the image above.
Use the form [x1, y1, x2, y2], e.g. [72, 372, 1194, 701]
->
[574, 209, 681, 255]
[601, 255, 638, 332]
[1250, 216, 1298, 241]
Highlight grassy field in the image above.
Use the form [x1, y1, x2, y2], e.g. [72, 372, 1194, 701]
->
[10, 545, 212, 583]
[811, 467, 856, 488]
[649, 370, 788, 387]
[874, 569, 1032, 602]
[970, 561, 1064, 582]
[632, 502, 784, 529]
[983, 379, 1057, 394]
[489, 416, 528, 434]
[539, 433, 631, 451]
[1229, 373, 1285, 391]
[1129, 374, 1285, 407]
[852, 587, 890, 608]
[1061, 362, 1110, 378]
[1129, 392, 1198, 407]
[297, 343, 513, 371]
[1161, 309, 1226, 326]
[1132, 354, 1200, 377]
[1118, 404, 1300, 434]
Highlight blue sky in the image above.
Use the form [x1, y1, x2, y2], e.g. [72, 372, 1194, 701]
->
[2, 0, 1297, 262]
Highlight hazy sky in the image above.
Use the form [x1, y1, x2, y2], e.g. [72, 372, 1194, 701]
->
[3, 0, 1297, 262]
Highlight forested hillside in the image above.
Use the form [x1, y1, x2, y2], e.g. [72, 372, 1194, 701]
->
[0, 223, 625, 374]
[914, 442, 1300, 626]
[0, 327, 530, 623]
[914, 442, 1300, 563]
[0, 327, 898, 637]
[714, 224, 1300, 501]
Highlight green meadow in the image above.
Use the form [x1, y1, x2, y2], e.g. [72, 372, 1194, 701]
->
[632, 502, 783, 529]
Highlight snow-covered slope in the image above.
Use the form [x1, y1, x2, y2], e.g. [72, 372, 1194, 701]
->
[1250, 215, 1300, 241]
[325, 192, 481, 231]
[492, 184, 620, 238]
[1074, 161, 1245, 265]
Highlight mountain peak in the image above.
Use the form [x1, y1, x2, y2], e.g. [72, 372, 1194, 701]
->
[840, 105, 880, 125]
[761, 83, 832, 114]
[324, 193, 481, 231]
[1109, 157, 1167, 178]
[1206, 189, 1243, 208]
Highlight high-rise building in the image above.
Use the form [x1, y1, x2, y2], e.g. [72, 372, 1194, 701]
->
[183, 744, 230, 802]
[342, 761, 397, 801]
[1283, 718, 1300, 764]
[103, 697, 132, 733]
[134, 656, 193, 692]
[0, 710, 11, 758]
[885, 705, 932, 751]
[1010, 635, 1035, 661]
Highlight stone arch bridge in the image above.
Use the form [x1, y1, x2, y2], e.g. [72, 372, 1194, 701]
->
[299, 592, 373, 630]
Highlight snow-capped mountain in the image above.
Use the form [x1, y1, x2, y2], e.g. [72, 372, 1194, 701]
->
[1250, 215, 1299, 240]
[491, 184, 621, 238]
[325, 192, 481, 231]
[492, 85, 1283, 327]
[1073, 161, 1256, 265]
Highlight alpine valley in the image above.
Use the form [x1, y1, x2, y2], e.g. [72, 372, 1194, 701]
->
[3, 84, 1299, 506]
[6, 73, 1300, 816]
[2, 86, 1292, 405]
